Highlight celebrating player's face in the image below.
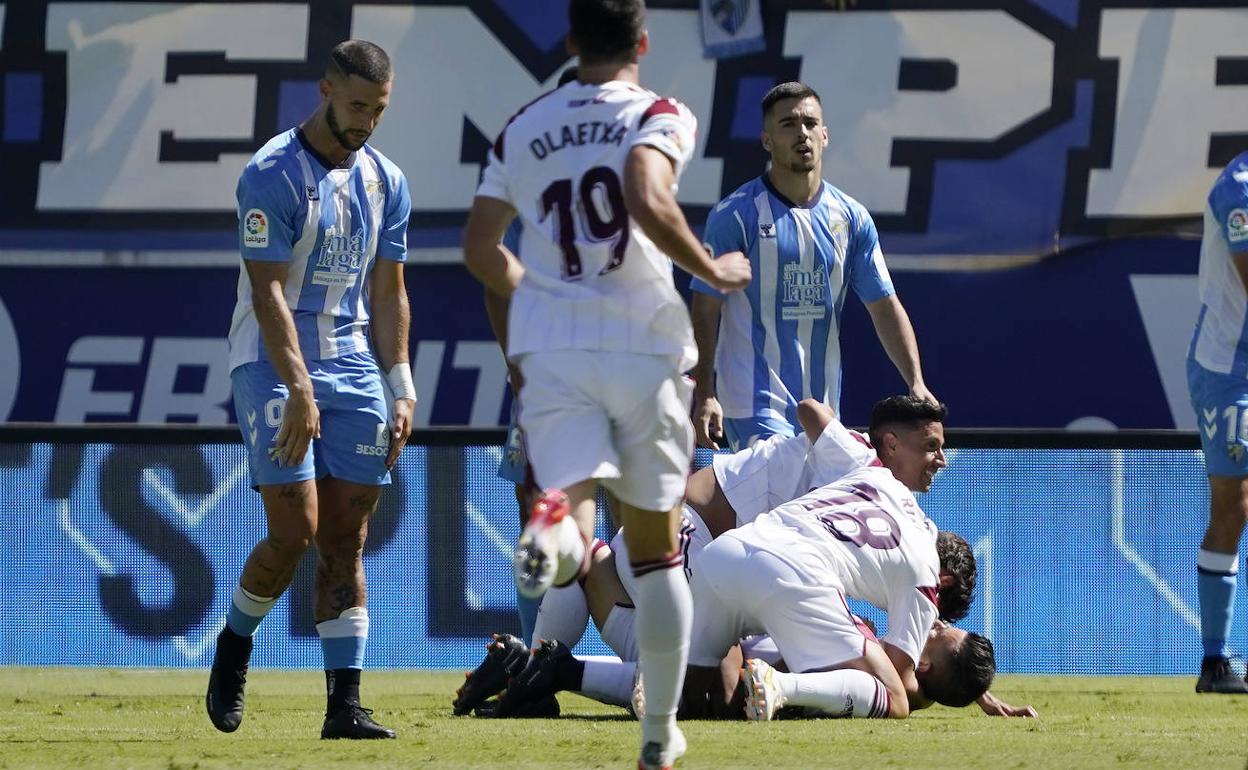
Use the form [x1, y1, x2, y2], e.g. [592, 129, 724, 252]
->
[888, 420, 947, 493]
[324, 74, 392, 152]
[763, 96, 828, 173]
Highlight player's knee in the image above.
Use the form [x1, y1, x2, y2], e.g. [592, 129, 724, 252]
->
[796, 398, 833, 441]
[1210, 486, 1248, 527]
[316, 527, 368, 561]
[264, 530, 313, 561]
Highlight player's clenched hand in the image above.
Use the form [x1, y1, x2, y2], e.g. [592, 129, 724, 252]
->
[707, 250, 752, 292]
[693, 395, 725, 450]
[911, 383, 938, 406]
[386, 397, 415, 470]
[274, 388, 320, 468]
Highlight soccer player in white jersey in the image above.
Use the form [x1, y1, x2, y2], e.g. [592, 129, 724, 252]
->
[463, 396, 1030, 719]
[206, 40, 412, 739]
[1188, 150, 1248, 694]
[690, 81, 934, 451]
[462, 2, 750, 766]
[683, 403, 991, 717]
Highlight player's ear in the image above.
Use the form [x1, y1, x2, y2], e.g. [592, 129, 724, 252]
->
[565, 33, 578, 58]
[319, 77, 333, 101]
[636, 30, 650, 57]
[760, 130, 771, 153]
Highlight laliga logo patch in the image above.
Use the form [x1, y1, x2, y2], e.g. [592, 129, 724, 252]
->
[1229, 443, 1245, 463]
[1228, 208, 1248, 243]
[759, 222, 776, 238]
[243, 208, 269, 248]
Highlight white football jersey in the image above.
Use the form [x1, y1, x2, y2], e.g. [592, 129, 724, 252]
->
[476, 80, 699, 369]
[714, 416, 881, 527]
[747, 465, 941, 666]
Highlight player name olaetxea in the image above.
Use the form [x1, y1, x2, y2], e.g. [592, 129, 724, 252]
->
[529, 120, 627, 160]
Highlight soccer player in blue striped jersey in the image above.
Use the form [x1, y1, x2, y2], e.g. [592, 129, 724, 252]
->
[207, 40, 413, 738]
[1188, 150, 1248, 694]
[690, 82, 934, 451]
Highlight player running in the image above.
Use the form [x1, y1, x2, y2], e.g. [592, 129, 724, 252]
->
[462, 1, 750, 766]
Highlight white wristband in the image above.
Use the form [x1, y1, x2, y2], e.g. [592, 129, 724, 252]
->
[386, 363, 416, 401]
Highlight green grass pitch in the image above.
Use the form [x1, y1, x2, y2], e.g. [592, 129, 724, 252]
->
[3, 668, 1248, 769]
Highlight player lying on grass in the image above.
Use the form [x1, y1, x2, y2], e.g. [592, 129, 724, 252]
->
[454, 397, 1035, 718]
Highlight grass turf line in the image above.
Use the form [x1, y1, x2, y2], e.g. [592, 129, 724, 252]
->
[2, 668, 1248, 769]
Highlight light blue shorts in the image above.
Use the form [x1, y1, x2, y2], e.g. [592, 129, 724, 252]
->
[231, 351, 392, 488]
[1188, 358, 1248, 477]
[497, 397, 530, 486]
[724, 414, 796, 453]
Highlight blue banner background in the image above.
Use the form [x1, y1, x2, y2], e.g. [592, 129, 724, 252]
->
[0, 439, 1221, 674]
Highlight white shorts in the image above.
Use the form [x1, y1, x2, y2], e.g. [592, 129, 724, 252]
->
[688, 532, 872, 673]
[516, 350, 694, 511]
[612, 505, 712, 599]
[712, 431, 810, 526]
[600, 604, 638, 661]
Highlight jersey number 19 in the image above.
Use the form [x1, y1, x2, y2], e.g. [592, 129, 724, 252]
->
[540, 165, 629, 281]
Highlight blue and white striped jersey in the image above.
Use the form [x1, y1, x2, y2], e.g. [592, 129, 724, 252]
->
[227, 128, 411, 372]
[692, 175, 894, 423]
[1190, 151, 1248, 377]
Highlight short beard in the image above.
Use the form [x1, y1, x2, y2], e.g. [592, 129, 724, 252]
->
[326, 104, 367, 151]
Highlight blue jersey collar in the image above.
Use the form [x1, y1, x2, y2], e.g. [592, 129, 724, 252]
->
[762, 172, 824, 210]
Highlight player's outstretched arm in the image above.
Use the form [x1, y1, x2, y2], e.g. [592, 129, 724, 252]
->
[976, 690, 1039, 718]
[691, 292, 725, 449]
[463, 196, 524, 299]
[622, 146, 751, 293]
[370, 260, 415, 469]
[864, 294, 935, 404]
[246, 259, 320, 468]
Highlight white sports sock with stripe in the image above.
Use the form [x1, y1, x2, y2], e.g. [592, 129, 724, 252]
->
[776, 668, 891, 718]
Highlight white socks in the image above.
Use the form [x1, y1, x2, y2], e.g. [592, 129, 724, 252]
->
[533, 582, 590, 647]
[580, 657, 637, 708]
[776, 668, 891, 718]
[630, 559, 691, 744]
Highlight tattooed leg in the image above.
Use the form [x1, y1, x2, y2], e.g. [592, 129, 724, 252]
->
[239, 480, 318, 598]
[313, 478, 381, 623]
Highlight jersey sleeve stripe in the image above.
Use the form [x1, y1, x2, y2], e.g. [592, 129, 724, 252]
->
[638, 97, 680, 127]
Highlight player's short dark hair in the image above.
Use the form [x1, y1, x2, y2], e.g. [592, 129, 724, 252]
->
[761, 81, 821, 118]
[867, 394, 948, 446]
[569, 0, 646, 65]
[558, 66, 580, 86]
[924, 633, 995, 708]
[935, 531, 975, 622]
[326, 40, 392, 84]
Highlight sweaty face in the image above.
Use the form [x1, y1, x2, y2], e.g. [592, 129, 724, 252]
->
[762, 96, 828, 173]
[887, 421, 947, 493]
[324, 74, 391, 151]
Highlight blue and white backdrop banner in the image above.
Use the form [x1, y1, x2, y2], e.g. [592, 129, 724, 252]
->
[0, 1, 1235, 427]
